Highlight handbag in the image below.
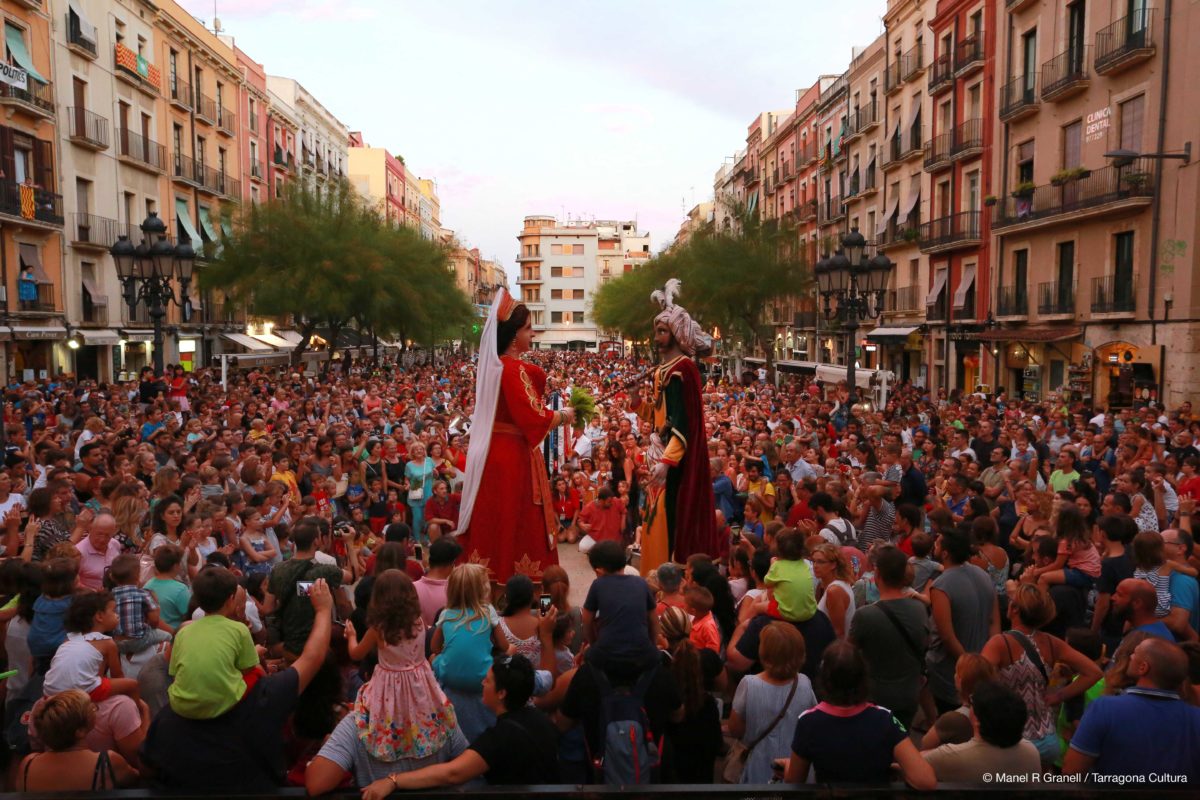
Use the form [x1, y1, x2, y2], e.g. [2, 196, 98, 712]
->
[722, 677, 798, 783]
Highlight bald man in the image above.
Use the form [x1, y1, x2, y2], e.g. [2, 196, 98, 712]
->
[1112, 578, 1176, 644]
[1064, 638, 1200, 780]
[76, 511, 122, 590]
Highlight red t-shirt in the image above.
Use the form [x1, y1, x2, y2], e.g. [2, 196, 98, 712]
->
[579, 498, 626, 542]
[786, 501, 813, 527]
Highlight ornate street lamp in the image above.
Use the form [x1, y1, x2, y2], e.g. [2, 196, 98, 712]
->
[110, 211, 197, 375]
[817, 227, 894, 411]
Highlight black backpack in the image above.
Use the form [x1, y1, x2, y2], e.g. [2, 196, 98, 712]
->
[587, 664, 661, 785]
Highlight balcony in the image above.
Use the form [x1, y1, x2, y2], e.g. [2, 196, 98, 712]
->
[117, 129, 166, 173]
[817, 198, 845, 227]
[249, 112, 259, 134]
[70, 213, 125, 251]
[901, 44, 925, 81]
[744, 166, 760, 185]
[66, 107, 109, 151]
[273, 146, 292, 171]
[765, 175, 777, 195]
[1038, 281, 1076, 316]
[0, 180, 63, 226]
[1042, 46, 1089, 102]
[517, 269, 542, 284]
[113, 43, 160, 94]
[194, 90, 217, 125]
[858, 165, 878, 196]
[929, 53, 954, 96]
[17, 282, 55, 313]
[844, 102, 879, 143]
[218, 107, 237, 137]
[219, 173, 239, 199]
[927, 296, 948, 322]
[250, 160, 266, 182]
[800, 145, 818, 165]
[996, 286, 1029, 318]
[993, 159, 1156, 231]
[65, 14, 98, 59]
[950, 118, 983, 161]
[955, 34, 984, 76]
[172, 152, 199, 186]
[924, 131, 954, 172]
[1091, 275, 1135, 314]
[876, 219, 919, 251]
[0, 77, 55, 118]
[885, 60, 903, 94]
[169, 78, 192, 110]
[81, 296, 108, 326]
[919, 211, 982, 254]
[798, 202, 817, 222]
[1000, 75, 1039, 122]
[516, 251, 541, 262]
[1095, 10, 1156, 75]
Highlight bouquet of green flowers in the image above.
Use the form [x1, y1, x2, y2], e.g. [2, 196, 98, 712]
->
[569, 386, 597, 425]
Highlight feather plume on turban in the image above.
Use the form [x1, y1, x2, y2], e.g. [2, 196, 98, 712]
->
[651, 279, 712, 357]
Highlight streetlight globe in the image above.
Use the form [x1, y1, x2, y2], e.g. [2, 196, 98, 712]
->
[140, 211, 168, 241]
[842, 227, 867, 268]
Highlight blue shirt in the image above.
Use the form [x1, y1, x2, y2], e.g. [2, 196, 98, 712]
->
[1070, 688, 1200, 781]
[1169, 571, 1199, 635]
[27, 595, 72, 659]
[1131, 621, 1176, 642]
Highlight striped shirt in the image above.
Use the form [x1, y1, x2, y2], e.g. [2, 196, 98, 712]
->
[858, 498, 896, 552]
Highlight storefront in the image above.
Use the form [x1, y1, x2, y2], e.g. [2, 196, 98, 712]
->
[1091, 340, 1161, 408]
[3, 324, 67, 382]
[76, 329, 122, 381]
[865, 326, 921, 383]
[971, 326, 1083, 401]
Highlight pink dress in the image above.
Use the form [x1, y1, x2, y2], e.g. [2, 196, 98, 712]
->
[353, 620, 457, 761]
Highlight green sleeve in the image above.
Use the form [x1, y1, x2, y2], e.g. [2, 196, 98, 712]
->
[235, 623, 260, 670]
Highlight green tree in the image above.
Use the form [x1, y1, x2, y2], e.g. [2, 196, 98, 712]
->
[203, 179, 471, 366]
[591, 201, 811, 373]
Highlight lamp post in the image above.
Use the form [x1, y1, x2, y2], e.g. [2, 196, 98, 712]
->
[814, 227, 894, 412]
[109, 212, 196, 375]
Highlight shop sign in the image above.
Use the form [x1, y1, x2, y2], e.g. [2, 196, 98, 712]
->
[13, 329, 64, 340]
[1085, 107, 1111, 143]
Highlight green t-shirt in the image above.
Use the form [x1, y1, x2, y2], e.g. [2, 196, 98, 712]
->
[1049, 469, 1081, 493]
[144, 577, 192, 630]
[764, 558, 817, 622]
[168, 614, 259, 719]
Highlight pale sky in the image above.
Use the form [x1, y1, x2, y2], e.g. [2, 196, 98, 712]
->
[180, 0, 887, 278]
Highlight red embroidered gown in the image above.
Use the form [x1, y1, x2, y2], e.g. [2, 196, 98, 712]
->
[458, 356, 559, 583]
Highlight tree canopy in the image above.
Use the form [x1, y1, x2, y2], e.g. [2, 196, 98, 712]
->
[591, 202, 811, 370]
[202, 178, 473, 363]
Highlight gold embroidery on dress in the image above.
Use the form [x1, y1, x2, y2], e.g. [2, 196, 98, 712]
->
[468, 549, 492, 574]
[513, 554, 544, 579]
[518, 365, 541, 413]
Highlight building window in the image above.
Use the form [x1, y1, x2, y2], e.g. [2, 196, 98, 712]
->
[1016, 140, 1035, 184]
[551, 289, 563, 300]
[571, 289, 585, 300]
[572, 244, 584, 255]
[1014, 249, 1028, 295]
[550, 244, 563, 255]
[1063, 121, 1082, 168]
[572, 266, 585, 278]
[551, 311, 563, 324]
[572, 311, 585, 324]
[550, 266, 563, 278]
[1114, 231, 1134, 288]
[1120, 95, 1144, 151]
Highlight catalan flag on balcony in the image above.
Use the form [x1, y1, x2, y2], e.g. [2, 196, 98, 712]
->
[19, 184, 35, 220]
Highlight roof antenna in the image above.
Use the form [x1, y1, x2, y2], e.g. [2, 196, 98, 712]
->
[212, 0, 223, 33]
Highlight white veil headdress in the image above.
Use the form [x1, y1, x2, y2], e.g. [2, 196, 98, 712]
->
[456, 288, 507, 533]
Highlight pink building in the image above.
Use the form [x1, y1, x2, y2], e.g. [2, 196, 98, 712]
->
[230, 42, 268, 205]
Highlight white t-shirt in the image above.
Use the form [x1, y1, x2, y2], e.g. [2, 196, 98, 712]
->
[192, 601, 263, 634]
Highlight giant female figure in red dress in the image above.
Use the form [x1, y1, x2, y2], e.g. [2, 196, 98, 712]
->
[456, 290, 575, 584]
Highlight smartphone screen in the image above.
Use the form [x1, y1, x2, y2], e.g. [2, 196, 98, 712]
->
[296, 581, 314, 597]
[538, 594, 553, 616]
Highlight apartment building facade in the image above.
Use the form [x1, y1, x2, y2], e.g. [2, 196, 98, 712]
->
[266, 85, 296, 200]
[516, 216, 650, 351]
[988, 0, 1199, 406]
[347, 133, 406, 226]
[0, 0, 64, 381]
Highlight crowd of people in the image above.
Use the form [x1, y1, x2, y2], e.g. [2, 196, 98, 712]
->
[0, 350, 1198, 793]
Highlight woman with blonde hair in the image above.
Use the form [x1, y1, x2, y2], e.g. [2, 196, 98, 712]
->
[727, 622, 817, 783]
[810, 543, 856, 639]
[20, 690, 138, 790]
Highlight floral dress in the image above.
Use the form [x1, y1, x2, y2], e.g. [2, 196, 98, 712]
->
[353, 619, 457, 762]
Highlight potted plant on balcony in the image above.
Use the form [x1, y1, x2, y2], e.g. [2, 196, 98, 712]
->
[902, 227, 921, 243]
[983, 195, 998, 207]
[1121, 171, 1151, 190]
[1011, 181, 1036, 199]
[1050, 170, 1071, 187]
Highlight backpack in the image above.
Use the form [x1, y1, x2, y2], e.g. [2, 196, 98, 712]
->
[822, 517, 857, 547]
[587, 664, 661, 785]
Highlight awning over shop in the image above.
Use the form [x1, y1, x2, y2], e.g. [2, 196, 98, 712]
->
[252, 332, 292, 349]
[3, 324, 65, 340]
[18, 243, 49, 283]
[175, 198, 202, 246]
[815, 364, 893, 390]
[79, 329, 122, 346]
[866, 326, 920, 343]
[67, 1, 98, 46]
[198, 206, 220, 257]
[119, 330, 154, 342]
[952, 264, 977, 310]
[970, 326, 1082, 343]
[926, 269, 948, 306]
[221, 332, 274, 352]
[776, 360, 819, 372]
[277, 330, 307, 346]
[5, 24, 46, 83]
[221, 219, 233, 240]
